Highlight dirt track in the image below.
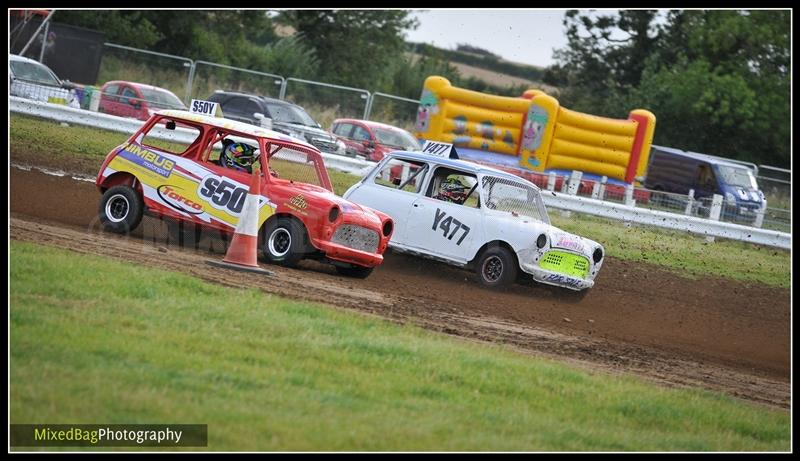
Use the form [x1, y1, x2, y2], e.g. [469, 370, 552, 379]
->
[10, 166, 791, 408]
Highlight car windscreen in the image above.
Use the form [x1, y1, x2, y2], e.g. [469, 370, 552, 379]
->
[373, 127, 421, 150]
[139, 87, 186, 110]
[10, 60, 60, 86]
[717, 165, 758, 189]
[266, 103, 318, 127]
[482, 176, 550, 225]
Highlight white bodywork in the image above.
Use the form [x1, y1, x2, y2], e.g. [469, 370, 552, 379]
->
[344, 151, 605, 291]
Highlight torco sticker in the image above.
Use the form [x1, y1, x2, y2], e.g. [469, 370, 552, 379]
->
[157, 185, 204, 215]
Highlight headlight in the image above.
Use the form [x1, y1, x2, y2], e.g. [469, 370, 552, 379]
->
[536, 233, 547, 249]
[593, 247, 603, 263]
[724, 192, 736, 203]
[328, 206, 340, 222]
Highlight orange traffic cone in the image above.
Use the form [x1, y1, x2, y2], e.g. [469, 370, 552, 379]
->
[207, 167, 274, 275]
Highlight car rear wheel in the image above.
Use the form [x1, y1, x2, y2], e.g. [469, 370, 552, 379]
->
[334, 264, 374, 279]
[475, 246, 517, 288]
[99, 185, 143, 234]
[262, 217, 306, 267]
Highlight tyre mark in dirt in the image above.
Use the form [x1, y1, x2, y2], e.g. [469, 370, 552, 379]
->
[10, 166, 790, 408]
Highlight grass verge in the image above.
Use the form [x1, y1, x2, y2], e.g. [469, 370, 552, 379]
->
[10, 113, 790, 288]
[10, 241, 790, 451]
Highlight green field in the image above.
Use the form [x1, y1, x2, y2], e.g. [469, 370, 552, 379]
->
[10, 113, 790, 288]
[9, 241, 790, 451]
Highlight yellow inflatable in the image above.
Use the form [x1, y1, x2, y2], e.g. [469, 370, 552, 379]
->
[414, 76, 656, 184]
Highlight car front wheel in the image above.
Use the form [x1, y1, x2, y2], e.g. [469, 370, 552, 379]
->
[262, 217, 307, 267]
[99, 185, 143, 234]
[475, 246, 518, 288]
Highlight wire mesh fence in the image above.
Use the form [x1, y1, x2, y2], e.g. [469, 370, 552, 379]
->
[280, 78, 370, 126]
[189, 61, 285, 102]
[98, 43, 193, 104]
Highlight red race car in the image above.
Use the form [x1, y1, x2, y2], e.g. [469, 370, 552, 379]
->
[95, 107, 393, 278]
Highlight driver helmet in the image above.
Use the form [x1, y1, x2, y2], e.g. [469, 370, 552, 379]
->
[220, 139, 257, 173]
[436, 177, 469, 204]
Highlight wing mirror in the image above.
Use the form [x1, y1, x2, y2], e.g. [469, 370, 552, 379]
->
[254, 112, 273, 129]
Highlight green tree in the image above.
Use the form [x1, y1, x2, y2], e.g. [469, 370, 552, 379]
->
[280, 10, 418, 89]
[547, 9, 790, 167]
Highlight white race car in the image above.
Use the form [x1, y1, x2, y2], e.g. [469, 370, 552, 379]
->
[343, 150, 605, 292]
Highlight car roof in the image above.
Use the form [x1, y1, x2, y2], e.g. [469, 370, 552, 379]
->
[212, 90, 295, 107]
[156, 110, 317, 150]
[334, 118, 410, 132]
[104, 80, 175, 92]
[652, 145, 751, 170]
[384, 150, 541, 187]
[9, 54, 45, 64]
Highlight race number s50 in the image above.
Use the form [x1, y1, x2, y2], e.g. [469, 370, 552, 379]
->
[198, 175, 247, 214]
[432, 208, 470, 245]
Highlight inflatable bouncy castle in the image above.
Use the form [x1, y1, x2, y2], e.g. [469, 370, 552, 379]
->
[414, 76, 656, 186]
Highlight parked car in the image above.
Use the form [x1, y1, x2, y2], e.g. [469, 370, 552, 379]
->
[644, 145, 765, 222]
[330, 118, 421, 162]
[95, 106, 393, 278]
[343, 150, 605, 292]
[9, 54, 80, 108]
[98, 80, 187, 120]
[206, 90, 347, 157]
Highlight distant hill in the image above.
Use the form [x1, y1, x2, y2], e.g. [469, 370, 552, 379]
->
[408, 41, 553, 91]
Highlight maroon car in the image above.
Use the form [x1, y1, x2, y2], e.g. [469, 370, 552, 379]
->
[330, 119, 421, 162]
[98, 80, 186, 121]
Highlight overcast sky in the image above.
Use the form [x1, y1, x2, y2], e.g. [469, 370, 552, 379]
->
[405, 9, 617, 68]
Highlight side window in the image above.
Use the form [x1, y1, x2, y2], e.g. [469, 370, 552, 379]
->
[428, 167, 479, 208]
[334, 123, 353, 137]
[373, 158, 428, 193]
[120, 87, 138, 106]
[104, 84, 120, 102]
[352, 126, 371, 141]
[203, 132, 262, 173]
[139, 118, 203, 156]
[224, 97, 261, 117]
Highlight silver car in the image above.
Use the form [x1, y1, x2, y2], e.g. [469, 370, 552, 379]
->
[9, 54, 80, 108]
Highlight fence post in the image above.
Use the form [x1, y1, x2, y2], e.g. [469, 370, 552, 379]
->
[706, 194, 724, 243]
[567, 170, 582, 195]
[279, 79, 288, 100]
[624, 183, 636, 207]
[559, 175, 569, 193]
[364, 93, 374, 120]
[598, 176, 607, 201]
[547, 172, 556, 191]
[591, 180, 600, 199]
[185, 62, 196, 104]
[754, 200, 767, 228]
[684, 189, 695, 215]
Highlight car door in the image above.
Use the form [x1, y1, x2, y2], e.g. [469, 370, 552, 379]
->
[344, 156, 429, 245]
[99, 83, 121, 115]
[403, 167, 483, 264]
[220, 96, 262, 125]
[332, 122, 357, 155]
[118, 85, 141, 119]
[350, 124, 374, 159]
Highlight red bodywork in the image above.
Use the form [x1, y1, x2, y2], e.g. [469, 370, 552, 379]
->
[96, 112, 393, 268]
[330, 118, 418, 162]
